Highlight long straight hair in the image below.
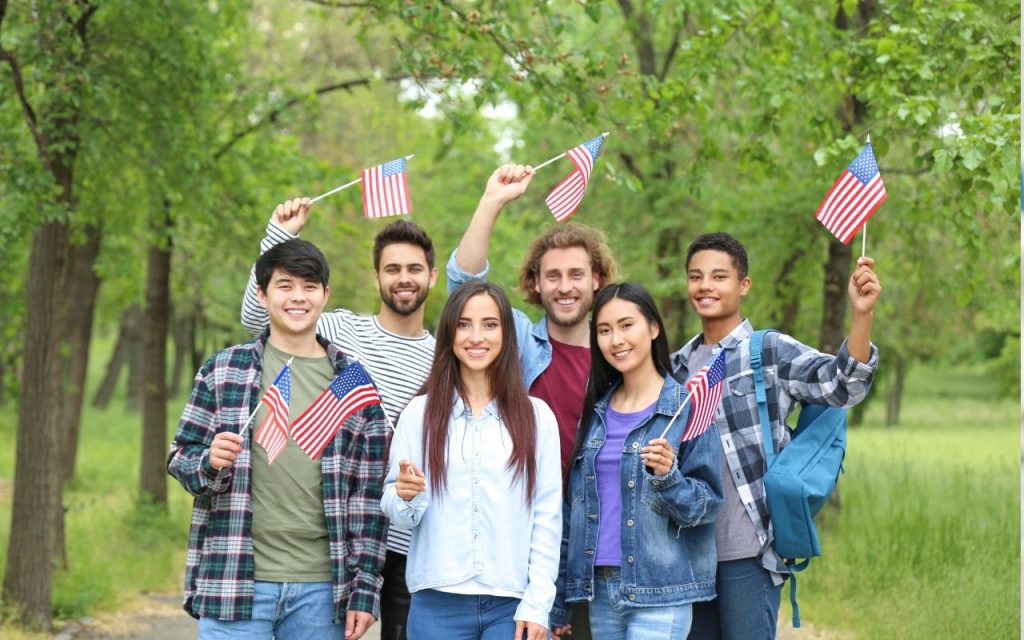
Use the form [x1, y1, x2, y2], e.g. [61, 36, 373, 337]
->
[420, 281, 538, 505]
[573, 283, 676, 463]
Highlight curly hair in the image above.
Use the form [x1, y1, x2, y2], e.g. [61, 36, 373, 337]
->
[518, 223, 619, 306]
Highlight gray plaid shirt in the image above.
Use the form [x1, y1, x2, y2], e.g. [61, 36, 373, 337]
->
[670, 319, 877, 576]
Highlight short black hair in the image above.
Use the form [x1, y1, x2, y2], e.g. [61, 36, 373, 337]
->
[255, 239, 330, 292]
[686, 232, 748, 279]
[372, 219, 435, 271]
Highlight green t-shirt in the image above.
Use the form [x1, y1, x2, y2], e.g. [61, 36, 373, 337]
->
[251, 342, 336, 582]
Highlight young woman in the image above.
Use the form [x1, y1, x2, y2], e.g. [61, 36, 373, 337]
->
[551, 283, 724, 640]
[381, 281, 562, 640]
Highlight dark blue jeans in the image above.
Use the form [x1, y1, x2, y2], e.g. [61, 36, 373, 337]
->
[407, 589, 520, 640]
[689, 557, 783, 640]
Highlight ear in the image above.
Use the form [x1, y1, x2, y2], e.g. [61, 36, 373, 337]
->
[650, 322, 660, 341]
[256, 287, 269, 309]
[740, 276, 752, 297]
[591, 271, 600, 292]
[427, 267, 439, 289]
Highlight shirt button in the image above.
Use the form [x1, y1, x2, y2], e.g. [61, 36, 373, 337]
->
[627, 556, 634, 563]
[627, 519, 634, 527]
[627, 480, 635, 488]
[632, 442, 639, 449]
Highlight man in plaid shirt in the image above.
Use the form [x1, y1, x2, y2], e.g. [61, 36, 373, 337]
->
[168, 239, 388, 640]
[672, 233, 881, 640]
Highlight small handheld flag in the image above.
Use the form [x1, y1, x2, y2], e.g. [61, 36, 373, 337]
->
[815, 141, 887, 246]
[543, 134, 606, 222]
[290, 361, 382, 460]
[681, 350, 727, 442]
[254, 359, 293, 464]
[361, 157, 411, 219]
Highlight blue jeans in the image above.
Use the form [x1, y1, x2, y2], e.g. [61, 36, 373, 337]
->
[407, 589, 520, 640]
[198, 581, 342, 640]
[589, 567, 693, 640]
[689, 557, 783, 640]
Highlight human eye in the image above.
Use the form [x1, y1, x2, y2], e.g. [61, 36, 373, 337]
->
[457, 320, 470, 329]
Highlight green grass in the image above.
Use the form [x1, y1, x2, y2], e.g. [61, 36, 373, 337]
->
[781, 365, 1020, 639]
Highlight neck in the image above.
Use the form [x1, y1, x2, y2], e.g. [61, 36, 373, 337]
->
[459, 367, 493, 416]
[700, 315, 743, 346]
[376, 307, 426, 338]
[267, 331, 325, 358]
[546, 317, 590, 346]
[612, 361, 664, 412]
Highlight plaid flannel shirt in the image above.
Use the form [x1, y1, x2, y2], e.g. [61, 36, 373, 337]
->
[167, 332, 389, 622]
[670, 320, 877, 576]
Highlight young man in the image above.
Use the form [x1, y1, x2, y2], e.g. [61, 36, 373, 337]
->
[240, 199, 439, 640]
[168, 239, 389, 640]
[672, 233, 881, 640]
[447, 164, 619, 475]
[447, 164, 619, 640]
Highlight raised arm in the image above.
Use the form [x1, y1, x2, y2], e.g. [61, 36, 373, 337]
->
[240, 198, 313, 336]
[451, 164, 535, 276]
[846, 256, 880, 363]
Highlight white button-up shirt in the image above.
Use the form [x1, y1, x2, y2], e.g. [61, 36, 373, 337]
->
[381, 393, 562, 628]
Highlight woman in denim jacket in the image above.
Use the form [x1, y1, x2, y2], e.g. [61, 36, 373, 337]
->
[551, 283, 724, 640]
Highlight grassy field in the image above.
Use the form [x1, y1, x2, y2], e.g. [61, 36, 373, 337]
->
[0, 362, 1019, 638]
[780, 365, 1020, 639]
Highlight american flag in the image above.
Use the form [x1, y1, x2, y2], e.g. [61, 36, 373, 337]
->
[682, 350, 727, 442]
[544, 134, 605, 222]
[254, 362, 292, 464]
[815, 142, 887, 244]
[290, 361, 381, 460]
[361, 157, 411, 219]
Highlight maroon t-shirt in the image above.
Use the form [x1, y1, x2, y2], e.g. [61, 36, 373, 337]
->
[529, 338, 592, 476]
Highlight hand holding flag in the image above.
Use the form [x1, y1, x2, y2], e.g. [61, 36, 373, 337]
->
[290, 361, 382, 460]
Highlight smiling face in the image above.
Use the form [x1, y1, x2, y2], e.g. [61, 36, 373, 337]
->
[453, 292, 503, 375]
[257, 268, 329, 341]
[595, 296, 660, 377]
[534, 246, 600, 329]
[686, 249, 750, 326]
[375, 242, 438, 317]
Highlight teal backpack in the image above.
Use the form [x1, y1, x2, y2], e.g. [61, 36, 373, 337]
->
[749, 330, 847, 628]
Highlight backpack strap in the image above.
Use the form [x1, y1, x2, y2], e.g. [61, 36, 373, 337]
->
[748, 329, 777, 465]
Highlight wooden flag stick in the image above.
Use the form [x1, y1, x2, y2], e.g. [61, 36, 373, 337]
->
[532, 132, 610, 171]
[862, 134, 871, 257]
[658, 392, 694, 440]
[309, 155, 415, 204]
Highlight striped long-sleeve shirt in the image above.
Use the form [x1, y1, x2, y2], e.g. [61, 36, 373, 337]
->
[240, 220, 436, 555]
[671, 320, 877, 577]
[167, 333, 389, 622]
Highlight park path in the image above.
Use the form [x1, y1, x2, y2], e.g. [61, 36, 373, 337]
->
[54, 592, 841, 640]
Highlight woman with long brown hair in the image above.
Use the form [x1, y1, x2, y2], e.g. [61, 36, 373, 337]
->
[381, 281, 562, 640]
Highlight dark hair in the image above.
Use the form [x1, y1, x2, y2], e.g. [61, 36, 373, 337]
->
[574, 283, 674, 466]
[372, 219, 435, 271]
[255, 239, 330, 291]
[519, 222, 619, 306]
[685, 232, 748, 279]
[420, 281, 537, 505]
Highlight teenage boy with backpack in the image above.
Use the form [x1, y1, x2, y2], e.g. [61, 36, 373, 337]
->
[672, 232, 881, 640]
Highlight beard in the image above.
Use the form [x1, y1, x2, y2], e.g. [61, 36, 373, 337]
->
[380, 286, 428, 316]
[540, 291, 593, 328]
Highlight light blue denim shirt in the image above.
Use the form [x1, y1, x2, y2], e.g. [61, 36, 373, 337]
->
[446, 250, 552, 388]
[381, 393, 563, 628]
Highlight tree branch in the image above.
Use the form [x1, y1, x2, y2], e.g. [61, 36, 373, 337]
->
[305, 0, 369, 7]
[213, 74, 406, 160]
[0, 50, 50, 169]
[659, 26, 683, 81]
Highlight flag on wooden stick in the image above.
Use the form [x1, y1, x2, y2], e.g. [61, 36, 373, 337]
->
[815, 142, 887, 244]
[254, 360, 293, 464]
[291, 361, 382, 460]
[681, 350, 727, 442]
[361, 157, 411, 218]
[544, 134, 605, 222]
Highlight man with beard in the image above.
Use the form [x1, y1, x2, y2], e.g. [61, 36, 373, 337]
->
[241, 197, 438, 640]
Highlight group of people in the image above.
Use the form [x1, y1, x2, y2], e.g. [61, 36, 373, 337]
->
[168, 163, 881, 640]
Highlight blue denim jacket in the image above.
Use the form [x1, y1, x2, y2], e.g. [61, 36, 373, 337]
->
[446, 251, 552, 387]
[550, 374, 724, 626]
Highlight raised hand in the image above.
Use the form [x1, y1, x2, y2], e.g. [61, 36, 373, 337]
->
[481, 163, 535, 208]
[272, 197, 312, 236]
[848, 256, 881, 315]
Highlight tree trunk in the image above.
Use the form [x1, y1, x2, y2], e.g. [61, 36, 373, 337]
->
[169, 306, 194, 398]
[140, 203, 172, 506]
[3, 221, 71, 627]
[818, 241, 852, 355]
[92, 305, 140, 409]
[771, 247, 806, 336]
[656, 226, 688, 346]
[127, 303, 145, 412]
[59, 226, 102, 483]
[886, 353, 905, 426]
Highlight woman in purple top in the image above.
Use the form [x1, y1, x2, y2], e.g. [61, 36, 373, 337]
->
[551, 283, 723, 640]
